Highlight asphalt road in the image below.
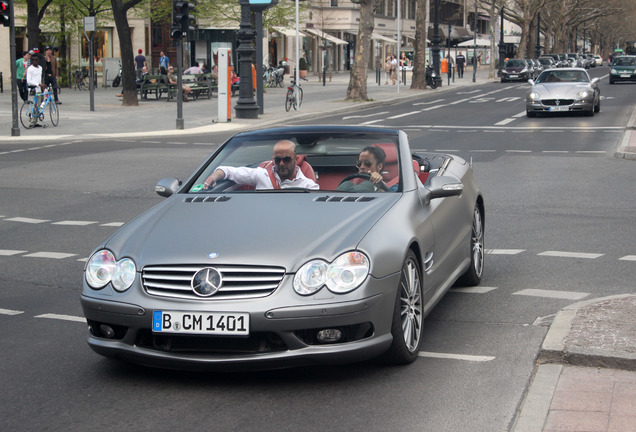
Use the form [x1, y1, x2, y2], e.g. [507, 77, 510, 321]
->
[1, 67, 635, 432]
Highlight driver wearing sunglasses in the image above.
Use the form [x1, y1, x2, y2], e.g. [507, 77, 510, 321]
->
[337, 146, 392, 192]
[202, 140, 319, 190]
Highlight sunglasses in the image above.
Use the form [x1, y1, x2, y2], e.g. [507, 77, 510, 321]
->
[273, 156, 293, 164]
[355, 160, 373, 168]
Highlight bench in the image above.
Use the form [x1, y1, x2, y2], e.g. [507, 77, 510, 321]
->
[139, 75, 169, 100]
[315, 72, 333, 82]
[166, 74, 219, 101]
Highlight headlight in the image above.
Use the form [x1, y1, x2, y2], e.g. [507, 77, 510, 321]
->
[610, 69, 617, 74]
[576, 90, 590, 99]
[85, 249, 136, 291]
[293, 252, 370, 295]
[529, 92, 541, 100]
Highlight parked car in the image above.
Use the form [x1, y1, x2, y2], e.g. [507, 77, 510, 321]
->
[501, 59, 532, 82]
[609, 55, 636, 84]
[80, 126, 485, 371]
[565, 53, 580, 68]
[593, 55, 603, 67]
[526, 68, 600, 117]
[531, 59, 544, 78]
[538, 56, 556, 69]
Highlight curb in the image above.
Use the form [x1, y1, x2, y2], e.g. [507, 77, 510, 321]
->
[614, 103, 636, 160]
[537, 294, 636, 371]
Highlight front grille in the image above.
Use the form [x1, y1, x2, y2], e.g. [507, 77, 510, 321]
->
[142, 264, 285, 300]
[542, 99, 574, 106]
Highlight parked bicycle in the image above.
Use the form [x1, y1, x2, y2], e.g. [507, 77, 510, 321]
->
[20, 86, 59, 129]
[284, 78, 304, 112]
[73, 67, 96, 90]
[264, 65, 285, 88]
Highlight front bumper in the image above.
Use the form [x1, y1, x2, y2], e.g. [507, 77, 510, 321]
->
[80, 273, 400, 371]
[610, 72, 636, 82]
[501, 71, 529, 81]
[526, 98, 594, 114]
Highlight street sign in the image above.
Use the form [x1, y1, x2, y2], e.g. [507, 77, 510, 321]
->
[83, 16, 95, 32]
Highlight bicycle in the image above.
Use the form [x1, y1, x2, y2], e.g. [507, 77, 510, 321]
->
[285, 78, 303, 112]
[20, 86, 59, 129]
[74, 68, 89, 91]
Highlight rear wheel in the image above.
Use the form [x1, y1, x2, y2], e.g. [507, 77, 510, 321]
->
[456, 205, 484, 286]
[49, 101, 59, 126]
[381, 250, 423, 365]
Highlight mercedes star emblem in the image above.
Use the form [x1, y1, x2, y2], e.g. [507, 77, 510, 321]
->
[191, 267, 223, 297]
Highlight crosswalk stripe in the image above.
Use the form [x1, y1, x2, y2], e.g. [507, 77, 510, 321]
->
[419, 352, 496, 362]
[23, 252, 77, 259]
[450, 286, 498, 294]
[0, 249, 27, 256]
[0, 308, 24, 315]
[619, 255, 636, 261]
[487, 249, 525, 255]
[52, 221, 98, 226]
[4, 217, 50, 224]
[513, 289, 589, 300]
[100, 222, 125, 227]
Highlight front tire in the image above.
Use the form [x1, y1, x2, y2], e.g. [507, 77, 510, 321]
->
[526, 110, 536, 118]
[49, 101, 59, 126]
[285, 90, 293, 112]
[19, 102, 32, 129]
[456, 205, 484, 286]
[381, 250, 423, 365]
[594, 97, 601, 113]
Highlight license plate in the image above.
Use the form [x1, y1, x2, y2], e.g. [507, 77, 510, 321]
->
[509, 74, 518, 78]
[152, 311, 249, 335]
[620, 74, 631, 78]
[549, 106, 569, 112]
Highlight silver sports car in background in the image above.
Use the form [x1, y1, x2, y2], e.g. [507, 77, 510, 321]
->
[526, 68, 600, 117]
[81, 126, 485, 370]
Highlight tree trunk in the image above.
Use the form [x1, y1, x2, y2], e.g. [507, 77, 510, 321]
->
[411, 0, 427, 89]
[111, 0, 144, 106]
[26, 0, 54, 49]
[346, 0, 374, 101]
[488, 2, 497, 79]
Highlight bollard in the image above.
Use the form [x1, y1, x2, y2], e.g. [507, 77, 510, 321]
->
[0, 71, 3, 93]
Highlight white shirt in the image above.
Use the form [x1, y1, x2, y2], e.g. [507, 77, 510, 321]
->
[219, 166, 319, 190]
[26, 65, 43, 92]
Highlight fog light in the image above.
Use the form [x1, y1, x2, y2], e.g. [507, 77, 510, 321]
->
[99, 324, 116, 339]
[316, 329, 342, 343]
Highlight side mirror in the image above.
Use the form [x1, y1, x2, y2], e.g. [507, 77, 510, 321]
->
[590, 77, 600, 85]
[427, 176, 464, 200]
[155, 177, 181, 197]
[528, 79, 535, 86]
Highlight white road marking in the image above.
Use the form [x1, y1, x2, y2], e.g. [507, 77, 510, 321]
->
[0, 308, 24, 315]
[361, 119, 383, 125]
[513, 289, 589, 300]
[506, 150, 532, 153]
[343, 111, 389, 119]
[100, 222, 125, 227]
[387, 111, 421, 119]
[457, 90, 482, 94]
[419, 352, 496, 362]
[496, 97, 521, 102]
[422, 105, 445, 111]
[0, 249, 27, 256]
[575, 151, 607, 154]
[449, 98, 471, 105]
[495, 118, 516, 126]
[413, 99, 445, 106]
[5, 217, 50, 224]
[513, 111, 527, 118]
[23, 252, 77, 259]
[52, 220, 98, 226]
[35, 314, 85, 323]
[619, 255, 636, 261]
[538, 251, 603, 259]
[469, 149, 497, 152]
[487, 249, 525, 255]
[542, 150, 569, 153]
[450, 286, 498, 294]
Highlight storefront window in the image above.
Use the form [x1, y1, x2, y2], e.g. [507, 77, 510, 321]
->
[81, 29, 111, 63]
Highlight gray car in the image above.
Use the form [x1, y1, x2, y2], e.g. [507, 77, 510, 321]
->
[80, 126, 485, 370]
[526, 68, 600, 117]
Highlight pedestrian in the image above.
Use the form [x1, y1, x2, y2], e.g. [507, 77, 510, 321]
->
[391, 55, 398, 85]
[384, 55, 391, 85]
[183, 62, 203, 75]
[167, 66, 191, 102]
[159, 51, 170, 71]
[456, 51, 466, 78]
[44, 46, 62, 105]
[25, 55, 46, 127]
[135, 49, 147, 80]
[16, 50, 31, 102]
[446, 54, 454, 78]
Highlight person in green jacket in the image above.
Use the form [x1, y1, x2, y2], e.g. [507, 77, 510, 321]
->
[16, 51, 31, 102]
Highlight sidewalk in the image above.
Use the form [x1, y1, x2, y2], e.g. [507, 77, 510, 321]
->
[512, 295, 636, 432]
[0, 67, 495, 142]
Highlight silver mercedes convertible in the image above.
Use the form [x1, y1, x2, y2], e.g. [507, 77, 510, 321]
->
[80, 126, 485, 370]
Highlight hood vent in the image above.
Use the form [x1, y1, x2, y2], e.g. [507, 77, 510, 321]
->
[185, 196, 231, 203]
[315, 195, 376, 203]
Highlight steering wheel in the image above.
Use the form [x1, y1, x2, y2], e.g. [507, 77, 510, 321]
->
[338, 173, 389, 192]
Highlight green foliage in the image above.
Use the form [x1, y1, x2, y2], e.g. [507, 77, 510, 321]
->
[195, 0, 309, 29]
[298, 56, 307, 70]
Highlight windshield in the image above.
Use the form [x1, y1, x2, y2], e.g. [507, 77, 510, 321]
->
[188, 131, 402, 193]
[536, 70, 590, 84]
[504, 59, 526, 68]
[614, 57, 636, 66]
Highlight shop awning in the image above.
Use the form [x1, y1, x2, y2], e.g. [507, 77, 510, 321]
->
[458, 37, 492, 47]
[371, 33, 397, 44]
[272, 27, 307, 38]
[303, 28, 348, 45]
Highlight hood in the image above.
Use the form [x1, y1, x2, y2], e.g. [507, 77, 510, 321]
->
[503, 65, 527, 72]
[103, 193, 400, 272]
[533, 83, 591, 98]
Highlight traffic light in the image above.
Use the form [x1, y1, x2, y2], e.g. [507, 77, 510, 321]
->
[1, 0, 11, 27]
[172, 1, 195, 39]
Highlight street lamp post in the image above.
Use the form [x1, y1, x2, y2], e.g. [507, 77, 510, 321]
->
[432, 0, 441, 86]
[498, 6, 505, 71]
[234, 0, 259, 119]
[535, 12, 541, 59]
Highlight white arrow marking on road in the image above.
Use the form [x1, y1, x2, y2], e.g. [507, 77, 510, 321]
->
[419, 352, 496, 362]
[513, 289, 590, 300]
[413, 99, 445, 106]
[388, 111, 422, 119]
[35, 314, 86, 323]
[343, 111, 389, 120]
[469, 98, 495, 103]
[0, 309, 24, 316]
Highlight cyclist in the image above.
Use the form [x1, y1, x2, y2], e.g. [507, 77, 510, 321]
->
[26, 56, 46, 127]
